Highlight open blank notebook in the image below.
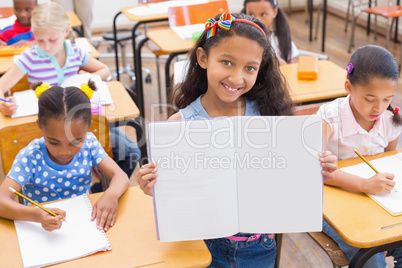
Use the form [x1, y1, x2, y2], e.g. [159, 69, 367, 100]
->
[11, 89, 38, 119]
[148, 115, 323, 242]
[14, 195, 111, 268]
[340, 153, 402, 216]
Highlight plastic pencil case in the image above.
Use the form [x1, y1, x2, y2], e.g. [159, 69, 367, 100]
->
[297, 56, 319, 80]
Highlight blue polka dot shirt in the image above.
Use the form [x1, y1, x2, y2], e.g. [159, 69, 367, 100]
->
[7, 132, 108, 205]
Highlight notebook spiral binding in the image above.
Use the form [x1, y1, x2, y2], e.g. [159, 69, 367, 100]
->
[82, 194, 112, 250]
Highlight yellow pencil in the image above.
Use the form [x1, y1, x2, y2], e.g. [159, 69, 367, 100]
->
[354, 149, 379, 173]
[353, 149, 397, 192]
[9, 187, 58, 217]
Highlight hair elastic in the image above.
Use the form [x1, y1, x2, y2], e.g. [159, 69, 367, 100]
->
[392, 107, 400, 115]
[80, 83, 94, 99]
[205, 12, 267, 39]
[346, 63, 354, 74]
[35, 82, 50, 98]
[34, 81, 93, 99]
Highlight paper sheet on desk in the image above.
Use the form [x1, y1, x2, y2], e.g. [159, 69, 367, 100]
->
[172, 24, 204, 40]
[340, 153, 402, 216]
[127, 0, 208, 16]
[61, 73, 113, 105]
[11, 89, 38, 119]
[66, 38, 93, 52]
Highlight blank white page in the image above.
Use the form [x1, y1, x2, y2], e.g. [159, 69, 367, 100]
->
[61, 73, 113, 105]
[236, 116, 323, 233]
[148, 118, 239, 242]
[14, 195, 111, 268]
[11, 89, 38, 119]
[341, 155, 402, 216]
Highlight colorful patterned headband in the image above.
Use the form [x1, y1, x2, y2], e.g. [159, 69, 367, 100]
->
[205, 12, 267, 39]
[35, 81, 94, 99]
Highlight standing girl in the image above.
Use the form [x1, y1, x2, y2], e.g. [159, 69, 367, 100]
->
[319, 44, 402, 267]
[242, 0, 299, 64]
[0, 83, 129, 232]
[137, 12, 337, 267]
[0, 2, 140, 180]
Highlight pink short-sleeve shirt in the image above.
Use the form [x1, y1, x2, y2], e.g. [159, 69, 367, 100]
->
[317, 95, 401, 160]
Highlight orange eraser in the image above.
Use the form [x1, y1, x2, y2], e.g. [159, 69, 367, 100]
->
[298, 56, 319, 80]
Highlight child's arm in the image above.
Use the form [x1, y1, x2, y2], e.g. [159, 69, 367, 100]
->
[0, 178, 66, 231]
[0, 39, 6, 47]
[9, 39, 37, 48]
[91, 156, 129, 231]
[325, 170, 395, 194]
[322, 121, 396, 194]
[0, 64, 25, 115]
[80, 57, 111, 81]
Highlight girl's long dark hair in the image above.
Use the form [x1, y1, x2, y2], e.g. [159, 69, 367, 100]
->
[242, 0, 292, 62]
[170, 13, 293, 116]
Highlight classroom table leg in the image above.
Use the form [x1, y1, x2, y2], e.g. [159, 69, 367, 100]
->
[395, 0, 400, 43]
[130, 19, 167, 119]
[308, 0, 313, 42]
[134, 37, 149, 119]
[321, 0, 327, 52]
[164, 52, 187, 105]
[349, 240, 402, 268]
[112, 12, 122, 81]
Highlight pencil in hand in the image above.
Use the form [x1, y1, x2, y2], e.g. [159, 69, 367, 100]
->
[8, 187, 67, 220]
[353, 149, 398, 192]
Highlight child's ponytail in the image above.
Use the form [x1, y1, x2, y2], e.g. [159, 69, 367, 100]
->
[274, 7, 292, 62]
[387, 105, 402, 125]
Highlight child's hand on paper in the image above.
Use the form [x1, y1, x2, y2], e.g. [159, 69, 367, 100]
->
[319, 151, 337, 180]
[362, 172, 396, 195]
[0, 40, 6, 47]
[136, 162, 158, 196]
[39, 208, 66, 231]
[0, 96, 17, 116]
[91, 191, 119, 231]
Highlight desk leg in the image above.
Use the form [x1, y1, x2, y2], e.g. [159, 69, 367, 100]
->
[165, 51, 187, 105]
[131, 19, 168, 120]
[113, 12, 122, 81]
[395, 0, 400, 43]
[308, 0, 313, 42]
[349, 240, 402, 268]
[134, 37, 149, 119]
[321, 0, 327, 52]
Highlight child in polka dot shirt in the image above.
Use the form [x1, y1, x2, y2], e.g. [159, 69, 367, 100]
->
[0, 83, 129, 232]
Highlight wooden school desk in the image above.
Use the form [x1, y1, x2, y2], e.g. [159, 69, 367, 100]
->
[280, 60, 347, 104]
[324, 150, 402, 267]
[0, 81, 139, 128]
[0, 186, 212, 267]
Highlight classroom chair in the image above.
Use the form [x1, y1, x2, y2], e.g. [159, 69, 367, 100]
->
[0, 115, 114, 198]
[347, 1, 402, 53]
[308, 232, 350, 268]
[102, 29, 151, 92]
[162, 0, 228, 99]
